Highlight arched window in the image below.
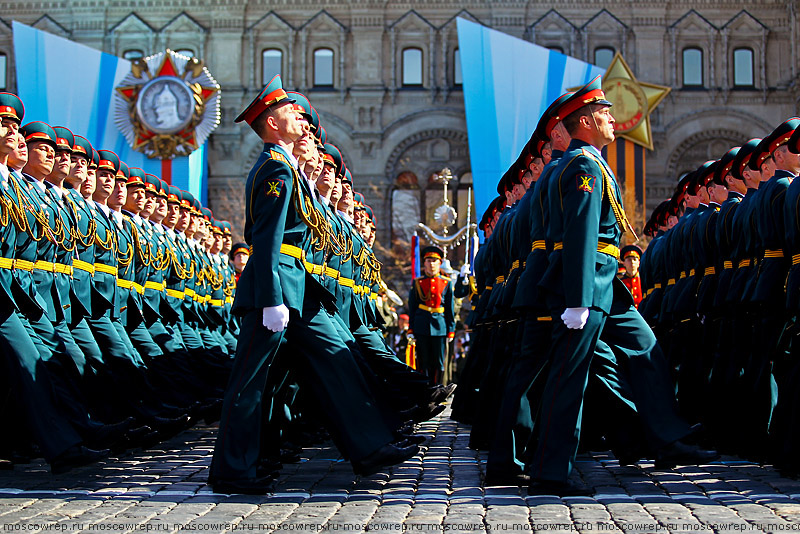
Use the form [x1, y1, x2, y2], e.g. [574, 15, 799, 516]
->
[733, 48, 754, 87]
[594, 47, 614, 70]
[402, 47, 423, 86]
[453, 48, 462, 86]
[122, 49, 144, 60]
[0, 53, 6, 90]
[314, 48, 334, 87]
[174, 48, 194, 58]
[682, 47, 703, 87]
[391, 172, 421, 243]
[262, 49, 282, 85]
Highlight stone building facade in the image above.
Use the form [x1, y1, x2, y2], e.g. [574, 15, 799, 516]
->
[0, 1, 796, 277]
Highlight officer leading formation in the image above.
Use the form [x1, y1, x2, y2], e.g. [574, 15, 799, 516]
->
[451, 76, 722, 496]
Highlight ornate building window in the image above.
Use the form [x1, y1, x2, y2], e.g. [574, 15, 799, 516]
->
[402, 47, 423, 86]
[391, 171, 421, 243]
[314, 48, 334, 87]
[262, 48, 282, 85]
[594, 47, 614, 70]
[175, 48, 194, 58]
[682, 47, 703, 87]
[122, 49, 144, 60]
[733, 48, 754, 87]
[453, 48, 462, 87]
[0, 53, 6, 90]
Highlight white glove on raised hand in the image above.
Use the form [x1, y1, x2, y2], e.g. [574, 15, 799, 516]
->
[263, 304, 290, 332]
[460, 264, 471, 277]
[561, 307, 589, 330]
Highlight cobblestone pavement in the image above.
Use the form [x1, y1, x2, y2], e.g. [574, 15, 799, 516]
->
[2, 406, 800, 533]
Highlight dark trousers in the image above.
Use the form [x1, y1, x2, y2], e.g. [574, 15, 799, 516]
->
[211, 303, 394, 482]
[414, 334, 447, 384]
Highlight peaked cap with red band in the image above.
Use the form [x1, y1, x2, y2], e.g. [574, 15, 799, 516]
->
[750, 118, 800, 170]
[21, 121, 58, 147]
[90, 148, 100, 169]
[0, 93, 24, 123]
[127, 167, 146, 187]
[535, 91, 576, 142]
[286, 91, 318, 132]
[323, 143, 343, 177]
[731, 138, 762, 180]
[713, 147, 740, 186]
[96, 150, 121, 174]
[143, 173, 160, 193]
[421, 245, 444, 261]
[551, 75, 612, 123]
[52, 126, 74, 153]
[72, 135, 93, 160]
[234, 74, 296, 125]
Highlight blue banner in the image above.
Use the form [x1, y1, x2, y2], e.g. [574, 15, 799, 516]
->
[456, 18, 603, 227]
[12, 21, 207, 202]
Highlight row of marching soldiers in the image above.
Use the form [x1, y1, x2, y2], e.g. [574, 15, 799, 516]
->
[0, 91, 239, 474]
[450, 79, 718, 496]
[638, 117, 800, 477]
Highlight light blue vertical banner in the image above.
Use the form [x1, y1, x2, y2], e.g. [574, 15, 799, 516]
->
[457, 18, 603, 227]
[12, 21, 207, 202]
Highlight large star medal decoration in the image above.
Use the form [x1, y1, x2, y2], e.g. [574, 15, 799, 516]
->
[114, 50, 220, 159]
[601, 53, 669, 150]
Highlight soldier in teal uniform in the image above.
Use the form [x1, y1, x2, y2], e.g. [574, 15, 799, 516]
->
[210, 75, 416, 494]
[408, 245, 455, 385]
[0, 93, 107, 472]
[530, 77, 715, 495]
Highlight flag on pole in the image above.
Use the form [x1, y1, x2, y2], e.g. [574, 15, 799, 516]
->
[411, 232, 421, 280]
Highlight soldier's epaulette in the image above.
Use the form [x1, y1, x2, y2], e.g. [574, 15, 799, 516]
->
[268, 149, 289, 167]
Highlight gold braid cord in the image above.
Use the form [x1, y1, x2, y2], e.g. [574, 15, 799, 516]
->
[584, 150, 638, 239]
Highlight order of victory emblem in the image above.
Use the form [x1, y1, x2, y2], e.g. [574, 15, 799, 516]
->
[114, 49, 220, 159]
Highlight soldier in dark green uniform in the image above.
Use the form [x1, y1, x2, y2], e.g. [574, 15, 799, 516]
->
[210, 75, 416, 494]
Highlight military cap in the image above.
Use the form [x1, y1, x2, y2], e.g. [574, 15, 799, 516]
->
[179, 189, 194, 209]
[167, 185, 181, 204]
[787, 120, 800, 155]
[96, 150, 121, 174]
[0, 93, 24, 123]
[322, 143, 343, 176]
[344, 168, 353, 186]
[353, 192, 365, 207]
[143, 173, 160, 193]
[211, 220, 223, 234]
[552, 76, 612, 123]
[231, 242, 249, 257]
[286, 91, 318, 132]
[192, 197, 202, 215]
[364, 205, 375, 225]
[621, 244, 642, 261]
[731, 138, 762, 180]
[90, 148, 100, 169]
[221, 221, 232, 235]
[116, 161, 130, 181]
[52, 126, 74, 153]
[713, 147, 741, 186]
[72, 135, 93, 160]
[536, 91, 576, 142]
[158, 179, 169, 198]
[674, 171, 695, 204]
[234, 74, 296, 126]
[201, 206, 212, 221]
[127, 167, 146, 188]
[750, 118, 800, 170]
[21, 121, 58, 147]
[695, 160, 719, 190]
[311, 107, 321, 135]
[421, 245, 444, 261]
[319, 126, 327, 145]
[497, 165, 515, 195]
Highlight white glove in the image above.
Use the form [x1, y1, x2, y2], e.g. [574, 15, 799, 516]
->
[561, 307, 589, 330]
[262, 304, 290, 332]
[407, 332, 415, 342]
[460, 264, 471, 277]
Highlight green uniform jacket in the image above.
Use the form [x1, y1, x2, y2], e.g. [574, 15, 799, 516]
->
[540, 139, 624, 314]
